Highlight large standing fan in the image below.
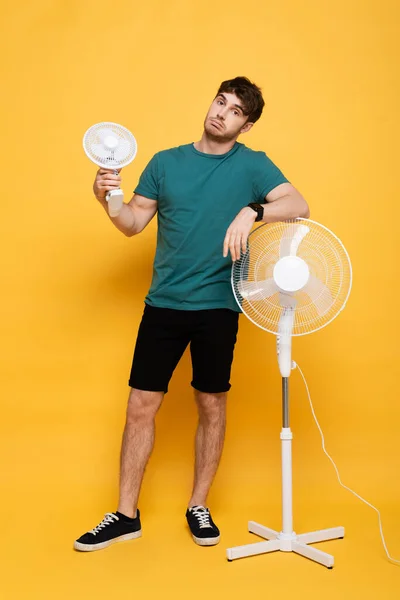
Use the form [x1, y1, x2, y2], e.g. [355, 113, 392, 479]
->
[83, 122, 137, 217]
[226, 218, 352, 569]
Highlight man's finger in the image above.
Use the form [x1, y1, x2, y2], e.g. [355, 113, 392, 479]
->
[234, 235, 241, 262]
[99, 183, 120, 190]
[98, 168, 122, 174]
[223, 232, 230, 257]
[101, 175, 121, 183]
[229, 233, 237, 261]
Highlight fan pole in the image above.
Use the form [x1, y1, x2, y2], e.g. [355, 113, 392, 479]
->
[281, 377, 293, 535]
[282, 377, 289, 426]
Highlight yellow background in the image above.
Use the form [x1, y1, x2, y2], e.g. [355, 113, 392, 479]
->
[1, 0, 399, 597]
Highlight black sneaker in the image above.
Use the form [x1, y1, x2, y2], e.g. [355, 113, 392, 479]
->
[186, 506, 220, 546]
[74, 510, 141, 552]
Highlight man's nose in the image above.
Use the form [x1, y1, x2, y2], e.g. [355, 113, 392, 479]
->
[216, 107, 228, 120]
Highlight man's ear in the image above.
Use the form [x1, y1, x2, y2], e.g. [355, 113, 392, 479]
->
[240, 121, 254, 134]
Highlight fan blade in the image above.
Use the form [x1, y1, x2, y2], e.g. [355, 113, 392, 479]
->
[279, 292, 297, 309]
[90, 143, 118, 162]
[113, 139, 132, 162]
[237, 278, 279, 300]
[303, 275, 333, 316]
[97, 128, 116, 142]
[280, 223, 310, 257]
[90, 139, 131, 164]
[90, 143, 111, 159]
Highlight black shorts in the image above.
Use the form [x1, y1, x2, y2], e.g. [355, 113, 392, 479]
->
[128, 304, 239, 394]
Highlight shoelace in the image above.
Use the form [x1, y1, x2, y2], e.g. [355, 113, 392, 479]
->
[191, 506, 212, 529]
[90, 512, 119, 536]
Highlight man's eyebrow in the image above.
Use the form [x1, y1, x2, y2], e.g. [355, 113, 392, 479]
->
[218, 93, 244, 113]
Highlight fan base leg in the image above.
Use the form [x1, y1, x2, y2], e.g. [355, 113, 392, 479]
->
[226, 523, 344, 568]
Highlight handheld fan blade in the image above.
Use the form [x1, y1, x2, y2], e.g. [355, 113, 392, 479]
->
[96, 127, 116, 142]
[90, 139, 131, 165]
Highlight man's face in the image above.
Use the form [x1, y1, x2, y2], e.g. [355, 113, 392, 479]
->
[204, 92, 253, 142]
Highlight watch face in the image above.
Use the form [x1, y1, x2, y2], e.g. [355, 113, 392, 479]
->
[249, 203, 263, 221]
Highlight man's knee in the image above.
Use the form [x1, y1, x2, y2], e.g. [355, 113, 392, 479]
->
[195, 391, 227, 423]
[126, 388, 164, 423]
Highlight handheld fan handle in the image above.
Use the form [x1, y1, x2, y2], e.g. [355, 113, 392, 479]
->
[106, 169, 124, 217]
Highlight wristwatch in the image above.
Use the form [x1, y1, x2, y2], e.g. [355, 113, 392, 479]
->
[247, 202, 264, 222]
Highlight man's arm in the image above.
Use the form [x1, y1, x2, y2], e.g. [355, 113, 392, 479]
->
[263, 182, 310, 222]
[102, 193, 158, 237]
[223, 183, 310, 261]
[94, 168, 157, 236]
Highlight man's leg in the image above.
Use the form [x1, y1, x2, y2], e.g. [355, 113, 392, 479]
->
[188, 309, 238, 508]
[188, 390, 227, 508]
[117, 388, 164, 518]
[121, 305, 190, 516]
[74, 305, 190, 551]
[184, 309, 237, 545]
[74, 387, 163, 551]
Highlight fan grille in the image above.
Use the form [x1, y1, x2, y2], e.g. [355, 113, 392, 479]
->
[83, 122, 137, 168]
[232, 219, 352, 336]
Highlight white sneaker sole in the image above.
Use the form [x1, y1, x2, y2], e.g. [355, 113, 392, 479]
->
[74, 530, 142, 552]
[192, 534, 220, 546]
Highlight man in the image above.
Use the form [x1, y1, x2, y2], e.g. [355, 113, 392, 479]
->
[74, 76, 309, 552]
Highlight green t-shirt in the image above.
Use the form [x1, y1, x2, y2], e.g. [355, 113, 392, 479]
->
[134, 142, 289, 312]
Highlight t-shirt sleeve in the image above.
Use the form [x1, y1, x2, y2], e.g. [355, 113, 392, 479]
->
[134, 153, 160, 200]
[253, 152, 290, 202]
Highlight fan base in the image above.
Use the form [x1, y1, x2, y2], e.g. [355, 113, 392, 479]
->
[226, 523, 344, 568]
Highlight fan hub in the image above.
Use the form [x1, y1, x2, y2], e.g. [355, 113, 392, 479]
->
[104, 135, 118, 150]
[273, 256, 309, 292]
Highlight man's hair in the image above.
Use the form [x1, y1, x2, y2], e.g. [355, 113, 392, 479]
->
[216, 76, 265, 123]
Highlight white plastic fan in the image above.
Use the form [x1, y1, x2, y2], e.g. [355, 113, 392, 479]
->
[83, 122, 138, 217]
[227, 218, 352, 569]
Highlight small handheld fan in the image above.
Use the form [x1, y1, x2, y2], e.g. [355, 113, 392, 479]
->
[227, 218, 352, 569]
[83, 122, 138, 217]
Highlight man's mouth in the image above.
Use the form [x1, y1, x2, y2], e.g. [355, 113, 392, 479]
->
[210, 119, 224, 130]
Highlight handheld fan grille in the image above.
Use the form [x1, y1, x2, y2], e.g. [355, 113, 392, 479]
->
[227, 218, 352, 569]
[83, 122, 137, 217]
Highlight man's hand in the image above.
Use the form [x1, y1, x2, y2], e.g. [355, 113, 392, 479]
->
[223, 207, 257, 261]
[93, 168, 122, 201]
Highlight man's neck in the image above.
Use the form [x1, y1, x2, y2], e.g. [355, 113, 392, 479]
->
[194, 132, 237, 155]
